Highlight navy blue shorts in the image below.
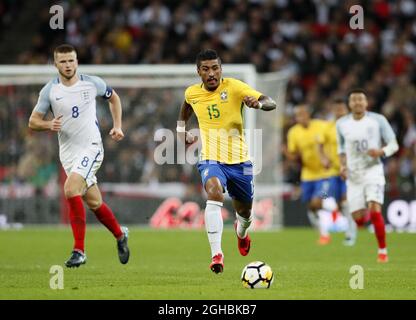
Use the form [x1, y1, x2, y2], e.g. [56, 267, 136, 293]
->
[301, 179, 331, 203]
[327, 176, 347, 202]
[197, 160, 254, 203]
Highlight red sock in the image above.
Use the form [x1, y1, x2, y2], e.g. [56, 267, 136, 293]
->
[93, 202, 123, 239]
[67, 195, 86, 253]
[370, 211, 386, 249]
[331, 210, 338, 222]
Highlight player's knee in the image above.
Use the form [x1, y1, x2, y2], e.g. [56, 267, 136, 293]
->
[86, 198, 102, 211]
[368, 201, 381, 212]
[63, 182, 82, 199]
[206, 186, 224, 202]
[309, 199, 322, 211]
[352, 210, 365, 219]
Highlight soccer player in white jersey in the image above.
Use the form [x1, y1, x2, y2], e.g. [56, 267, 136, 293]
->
[336, 89, 399, 263]
[28, 44, 130, 268]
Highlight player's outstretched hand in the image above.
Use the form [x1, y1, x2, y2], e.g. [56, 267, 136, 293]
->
[243, 96, 261, 109]
[320, 156, 331, 169]
[50, 115, 63, 132]
[367, 149, 384, 158]
[109, 127, 124, 141]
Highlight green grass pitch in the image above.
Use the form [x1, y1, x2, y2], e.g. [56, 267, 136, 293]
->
[0, 227, 415, 300]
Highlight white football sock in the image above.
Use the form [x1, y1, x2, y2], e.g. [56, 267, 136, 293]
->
[205, 200, 223, 257]
[307, 210, 319, 229]
[378, 248, 388, 255]
[322, 197, 338, 212]
[342, 202, 357, 240]
[236, 212, 252, 239]
[317, 209, 330, 237]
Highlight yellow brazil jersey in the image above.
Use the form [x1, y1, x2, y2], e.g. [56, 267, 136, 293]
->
[287, 119, 334, 181]
[324, 120, 341, 176]
[185, 77, 262, 164]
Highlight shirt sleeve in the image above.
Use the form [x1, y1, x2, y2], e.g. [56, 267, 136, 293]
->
[379, 114, 397, 144]
[184, 87, 191, 105]
[233, 79, 263, 101]
[33, 82, 52, 114]
[83, 74, 113, 99]
[287, 128, 298, 154]
[335, 120, 345, 154]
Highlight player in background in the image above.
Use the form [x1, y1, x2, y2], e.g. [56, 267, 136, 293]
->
[321, 98, 357, 246]
[336, 89, 399, 263]
[285, 105, 339, 245]
[177, 49, 276, 273]
[28, 44, 130, 268]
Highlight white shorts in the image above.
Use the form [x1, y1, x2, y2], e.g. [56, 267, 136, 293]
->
[346, 180, 385, 213]
[61, 143, 104, 188]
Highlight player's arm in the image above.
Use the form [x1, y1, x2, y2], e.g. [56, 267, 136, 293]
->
[177, 100, 197, 144]
[28, 83, 62, 132]
[283, 145, 298, 161]
[336, 120, 347, 179]
[88, 75, 123, 141]
[284, 129, 299, 161]
[317, 125, 331, 169]
[107, 90, 124, 141]
[318, 143, 331, 169]
[367, 115, 399, 159]
[28, 111, 62, 132]
[243, 95, 276, 111]
[339, 153, 347, 180]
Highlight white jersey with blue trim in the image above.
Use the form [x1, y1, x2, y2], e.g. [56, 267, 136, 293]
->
[33, 74, 112, 164]
[336, 112, 397, 184]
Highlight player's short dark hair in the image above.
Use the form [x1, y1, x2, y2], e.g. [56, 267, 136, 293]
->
[54, 44, 76, 56]
[196, 49, 221, 68]
[348, 88, 367, 98]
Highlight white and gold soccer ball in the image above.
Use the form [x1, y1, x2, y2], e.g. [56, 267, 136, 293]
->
[241, 261, 274, 289]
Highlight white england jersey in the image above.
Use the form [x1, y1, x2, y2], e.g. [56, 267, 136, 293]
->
[34, 74, 112, 164]
[336, 112, 397, 184]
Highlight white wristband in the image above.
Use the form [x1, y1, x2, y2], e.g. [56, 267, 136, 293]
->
[176, 126, 186, 133]
[257, 101, 263, 109]
[382, 140, 399, 157]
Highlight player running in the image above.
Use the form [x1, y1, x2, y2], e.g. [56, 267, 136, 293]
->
[177, 49, 276, 273]
[28, 44, 130, 268]
[336, 89, 398, 263]
[285, 105, 339, 245]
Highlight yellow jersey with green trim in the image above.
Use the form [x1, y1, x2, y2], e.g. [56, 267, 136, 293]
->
[287, 119, 334, 181]
[324, 120, 341, 176]
[185, 77, 262, 164]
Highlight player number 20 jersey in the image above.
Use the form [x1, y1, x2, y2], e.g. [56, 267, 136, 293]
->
[336, 112, 397, 183]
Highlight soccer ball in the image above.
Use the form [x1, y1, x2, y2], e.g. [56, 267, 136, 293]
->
[241, 261, 274, 289]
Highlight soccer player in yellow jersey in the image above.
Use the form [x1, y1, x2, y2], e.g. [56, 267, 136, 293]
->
[286, 105, 339, 245]
[177, 49, 276, 273]
[323, 98, 357, 246]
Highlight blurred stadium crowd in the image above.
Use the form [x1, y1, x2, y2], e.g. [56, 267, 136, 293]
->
[0, 0, 415, 197]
